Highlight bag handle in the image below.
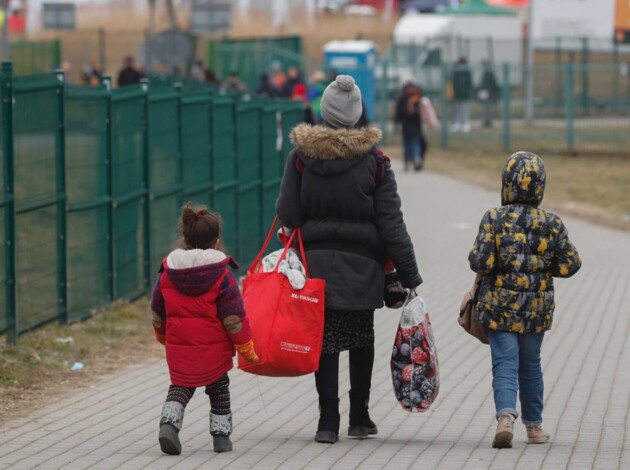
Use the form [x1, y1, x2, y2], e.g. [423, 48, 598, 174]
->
[249, 217, 311, 278]
[295, 228, 311, 278]
[249, 215, 281, 273]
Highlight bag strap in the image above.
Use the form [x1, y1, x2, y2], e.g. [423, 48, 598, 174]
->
[249, 215, 281, 273]
[249, 216, 311, 278]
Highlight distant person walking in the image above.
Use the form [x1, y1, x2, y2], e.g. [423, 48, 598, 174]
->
[452, 57, 473, 133]
[395, 80, 424, 171]
[478, 61, 500, 128]
[151, 205, 259, 455]
[117, 56, 142, 87]
[468, 152, 582, 449]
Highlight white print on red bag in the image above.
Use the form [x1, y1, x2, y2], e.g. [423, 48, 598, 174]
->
[290, 293, 320, 304]
[280, 341, 311, 353]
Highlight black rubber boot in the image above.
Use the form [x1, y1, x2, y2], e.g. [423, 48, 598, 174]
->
[348, 391, 378, 438]
[314, 397, 340, 444]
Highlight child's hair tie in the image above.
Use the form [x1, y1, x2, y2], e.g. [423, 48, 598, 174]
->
[194, 212, 202, 220]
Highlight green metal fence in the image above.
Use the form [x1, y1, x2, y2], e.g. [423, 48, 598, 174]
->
[0, 62, 303, 343]
[9, 41, 62, 76]
[378, 61, 630, 156]
[208, 36, 304, 91]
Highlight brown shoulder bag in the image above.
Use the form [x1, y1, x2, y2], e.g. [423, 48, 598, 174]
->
[458, 273, 489, 344]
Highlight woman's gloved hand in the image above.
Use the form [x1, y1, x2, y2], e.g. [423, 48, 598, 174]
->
[235, 339, 260, 363]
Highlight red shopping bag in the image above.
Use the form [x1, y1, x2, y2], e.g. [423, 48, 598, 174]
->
[238, 217, 326, 377]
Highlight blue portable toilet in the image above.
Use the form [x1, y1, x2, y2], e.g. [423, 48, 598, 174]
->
[323, 40, 377, 123]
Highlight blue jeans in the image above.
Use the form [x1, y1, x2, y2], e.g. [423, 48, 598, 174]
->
[402, 134, 422, 169]
[489, 330, 545, 424]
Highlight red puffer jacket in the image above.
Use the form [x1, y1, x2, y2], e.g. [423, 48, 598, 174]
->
[151, 249, 252, 387]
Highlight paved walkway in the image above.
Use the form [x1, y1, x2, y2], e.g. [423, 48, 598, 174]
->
[1, 166, 629, 469]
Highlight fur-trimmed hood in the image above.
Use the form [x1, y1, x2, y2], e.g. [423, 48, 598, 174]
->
[290, 124, 382, 160]
[289, 123, 382, 176]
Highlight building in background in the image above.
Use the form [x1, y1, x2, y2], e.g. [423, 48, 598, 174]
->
[615, 0, 630, 43]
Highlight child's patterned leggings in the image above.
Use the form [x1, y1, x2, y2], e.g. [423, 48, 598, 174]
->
[166, 374, 231, 415]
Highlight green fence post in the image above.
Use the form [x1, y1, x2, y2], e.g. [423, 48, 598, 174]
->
[174, 82, 184, 210]
[140, 78, 151, 291]
[613, 41, 620, 112]
[102, 74, 115, 301]
[1, 61, 16, 344]
[555, 37, 562, 113]
[54, 67, 68, 324]
[53, 39, 62, 68]
[502, 63, 510, 152]
[581, 37, 589, 114]
[440, 64, 449, 149]
[565, 61, 575, 152]
[379, 60, 388, 145]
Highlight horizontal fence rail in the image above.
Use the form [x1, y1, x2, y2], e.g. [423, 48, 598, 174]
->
[0, 61, 304, 343]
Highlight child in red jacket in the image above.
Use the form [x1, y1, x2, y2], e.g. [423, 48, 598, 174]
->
[151, 205, 259, 455]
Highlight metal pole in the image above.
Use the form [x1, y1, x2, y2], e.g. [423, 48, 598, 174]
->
[440, 63, 449, 149]
[524, 0, 535, 124]
[379, 60, 388, 146]
[502, 63, 510, 152]
[1, 3, 9, 61]
[1, 61, 16, 344]
[565, 61, 574, 153]
[54, 67, 68, 324]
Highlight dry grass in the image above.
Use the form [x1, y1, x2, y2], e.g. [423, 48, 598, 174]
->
[0, 299, 162, 423]
[388, 144, 630, 231]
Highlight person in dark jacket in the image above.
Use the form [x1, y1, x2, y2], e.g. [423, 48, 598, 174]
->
[478, 60, 500, 128]
[452, 57, 473, 132]
[469, 152, 581, 449]
[394, 81, 424, 171]
[276, 75, 422, 444]
[117, 56, 142, 88]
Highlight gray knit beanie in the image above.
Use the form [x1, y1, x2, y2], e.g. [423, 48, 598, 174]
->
[320, 75, 363, 128]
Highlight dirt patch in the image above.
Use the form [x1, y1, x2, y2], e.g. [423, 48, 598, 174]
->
[0, 299, 163, 424]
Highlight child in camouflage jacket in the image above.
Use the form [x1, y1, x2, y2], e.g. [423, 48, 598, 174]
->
[468, 151, 581, 449]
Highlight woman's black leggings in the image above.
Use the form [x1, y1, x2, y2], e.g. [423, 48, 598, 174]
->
[315, 345, 375, 400]
[165, 373, 231, 415]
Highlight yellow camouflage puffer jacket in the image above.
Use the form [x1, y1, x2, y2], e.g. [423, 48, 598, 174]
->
[468, 152, 582, 333]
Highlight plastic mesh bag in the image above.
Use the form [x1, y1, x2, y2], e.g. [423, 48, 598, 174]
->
[390, 292, 440, 412]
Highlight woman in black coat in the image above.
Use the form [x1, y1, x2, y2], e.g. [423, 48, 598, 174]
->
[276, 75, 422, 444]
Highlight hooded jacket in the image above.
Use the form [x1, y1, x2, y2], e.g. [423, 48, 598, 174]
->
[276, 124, 421, 310]
[469, 152, 582, 333]
[151, 249, 251, 387]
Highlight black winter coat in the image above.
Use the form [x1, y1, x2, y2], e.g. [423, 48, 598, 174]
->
[276, 124, 422, 310]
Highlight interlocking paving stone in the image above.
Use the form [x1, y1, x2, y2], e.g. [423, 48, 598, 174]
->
[1, 165, 628, 469]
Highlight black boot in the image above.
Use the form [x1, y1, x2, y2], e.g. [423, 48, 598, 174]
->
[348, 391, 378, 438]
[314, 397, 340, 443]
